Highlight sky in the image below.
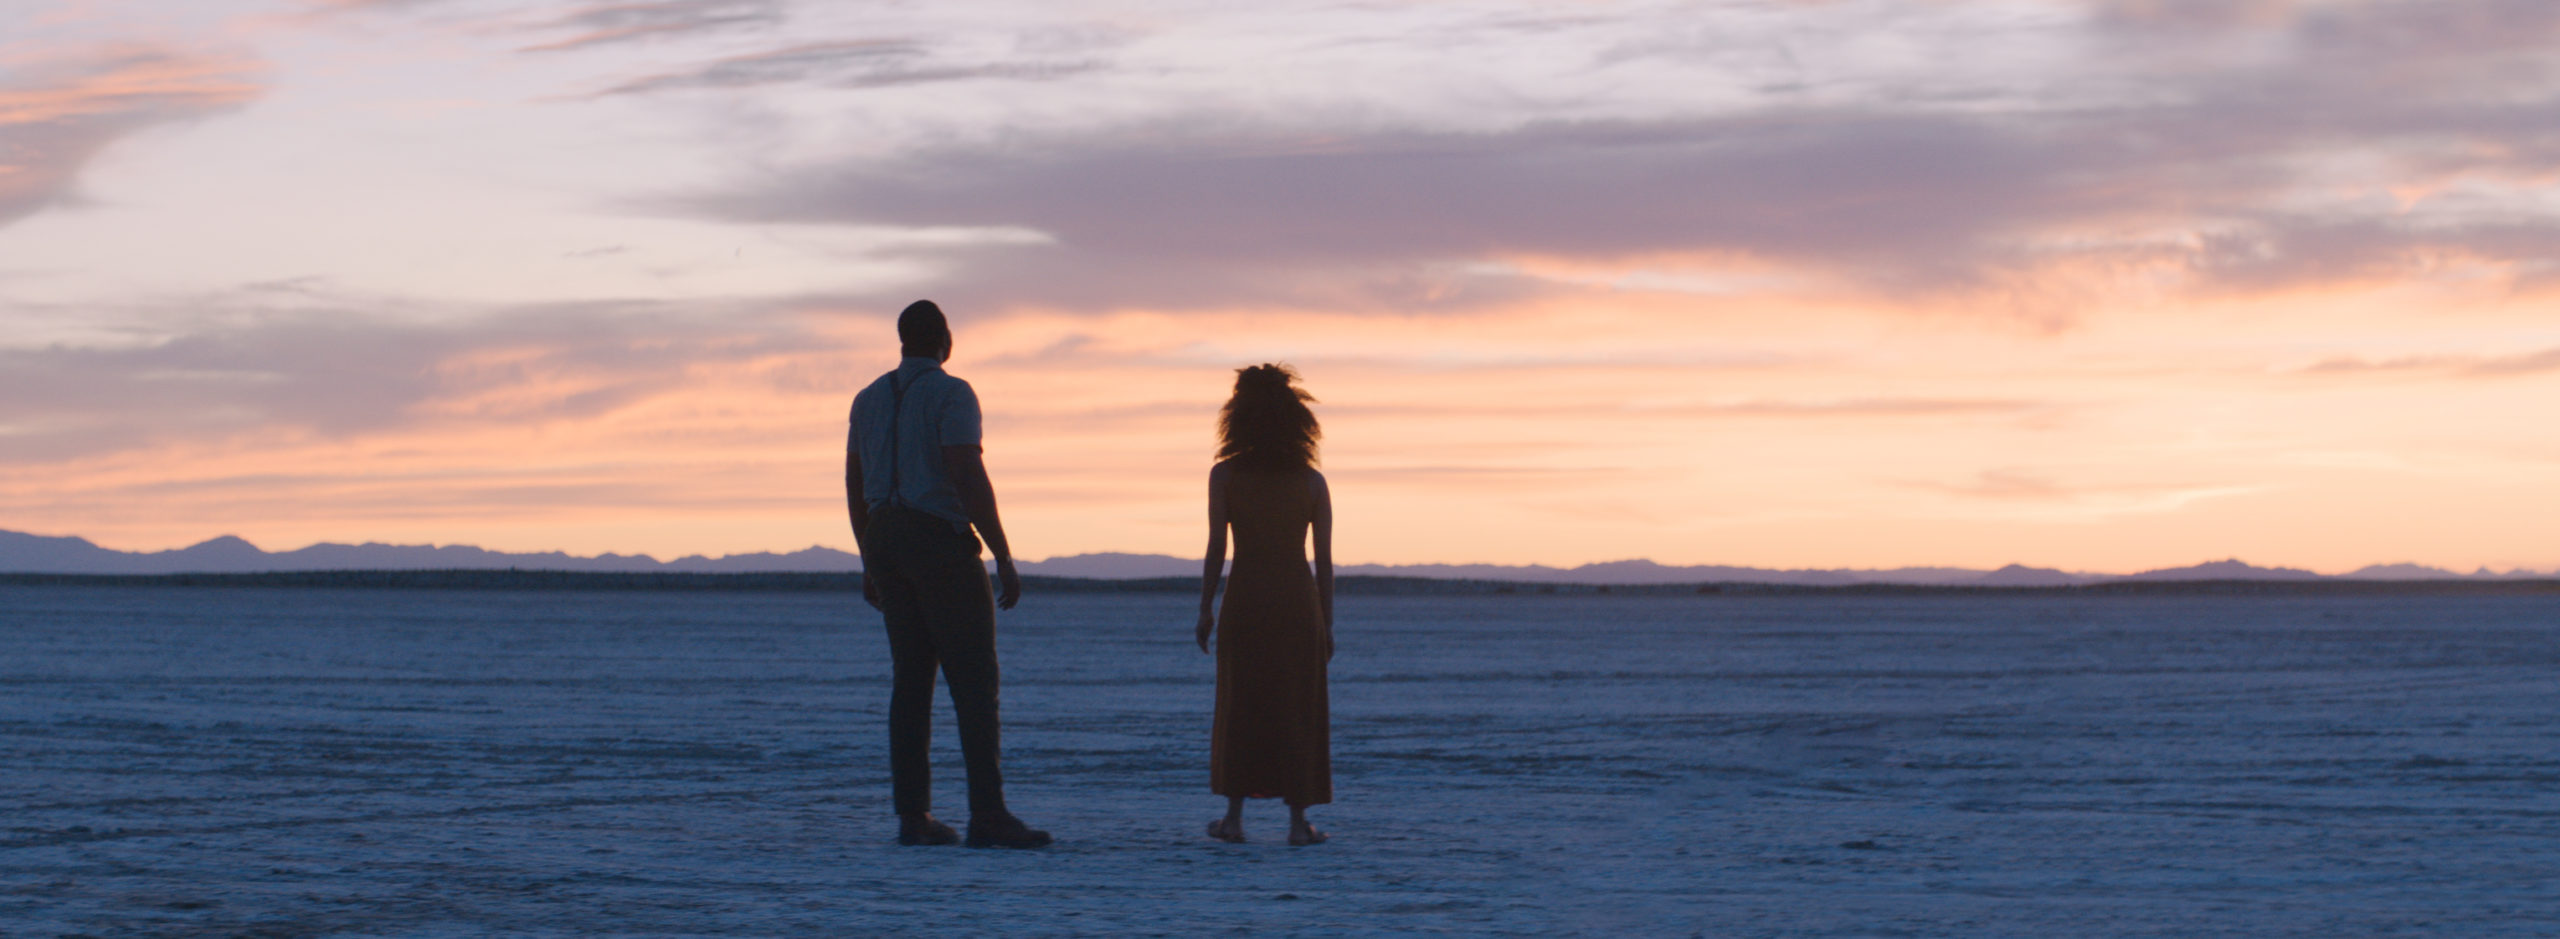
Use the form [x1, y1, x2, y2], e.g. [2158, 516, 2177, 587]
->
[3, 0, 2557, 574]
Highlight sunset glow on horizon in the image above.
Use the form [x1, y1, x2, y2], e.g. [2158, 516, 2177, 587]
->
[6, 0, 2558, 574]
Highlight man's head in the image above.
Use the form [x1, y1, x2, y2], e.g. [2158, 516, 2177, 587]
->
[898, 299, 952, 362]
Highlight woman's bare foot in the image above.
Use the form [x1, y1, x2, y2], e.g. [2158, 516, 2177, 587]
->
[1288, 820, 1327, 846]
[1207, 817, 1246, 843]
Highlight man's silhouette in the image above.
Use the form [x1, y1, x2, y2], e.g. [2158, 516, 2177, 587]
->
[845, 300, 1047, 848]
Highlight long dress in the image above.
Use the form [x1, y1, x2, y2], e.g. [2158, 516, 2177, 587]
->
[1210, 464, 1332, 806]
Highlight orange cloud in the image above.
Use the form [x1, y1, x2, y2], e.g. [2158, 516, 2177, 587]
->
[0, 44, 263, 224]
[6, 279, 2559, 575]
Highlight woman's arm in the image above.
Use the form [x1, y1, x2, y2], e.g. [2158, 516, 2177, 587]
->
[1197, 462, 1231, 653]
[1310, 469, 1334, 661]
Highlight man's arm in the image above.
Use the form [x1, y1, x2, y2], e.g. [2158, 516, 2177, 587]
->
[942, 444, 1021, 610]
[847, 425, 880, 609]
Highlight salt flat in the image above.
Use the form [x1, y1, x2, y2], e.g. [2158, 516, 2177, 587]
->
[4, 585, 2556, 937]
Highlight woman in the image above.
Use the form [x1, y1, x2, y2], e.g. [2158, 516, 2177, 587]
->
[1196, 363, 1335, 846]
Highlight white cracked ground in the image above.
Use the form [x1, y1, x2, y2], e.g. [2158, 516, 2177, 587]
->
[4, 586, 2556, 937]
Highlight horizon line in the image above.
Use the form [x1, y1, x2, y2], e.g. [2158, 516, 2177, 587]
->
[4, 528, 2553, 579]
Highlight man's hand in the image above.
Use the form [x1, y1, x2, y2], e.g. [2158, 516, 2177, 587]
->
[946, 445, 1021, 611]
[1196, 608, 1215, 654]
[861, 571, 882, 611]
[994, 556, 1022, 610]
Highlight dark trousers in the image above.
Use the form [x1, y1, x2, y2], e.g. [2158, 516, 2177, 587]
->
[864, 505, 1007, 819]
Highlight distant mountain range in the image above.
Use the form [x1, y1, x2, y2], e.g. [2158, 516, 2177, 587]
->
[0, 530, 866, 575]
[3, 529, 2548, 585]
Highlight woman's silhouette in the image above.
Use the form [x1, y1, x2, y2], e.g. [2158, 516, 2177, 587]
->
[1196, 363, 1335, 846]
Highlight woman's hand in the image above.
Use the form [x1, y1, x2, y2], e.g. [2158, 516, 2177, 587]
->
[1196, 608, 1215, 654]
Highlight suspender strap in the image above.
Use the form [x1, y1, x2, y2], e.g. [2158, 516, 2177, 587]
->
[883, 370, 912, 508]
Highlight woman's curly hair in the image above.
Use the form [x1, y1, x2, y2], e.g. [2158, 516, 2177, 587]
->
[1217, 363, 1320, 471]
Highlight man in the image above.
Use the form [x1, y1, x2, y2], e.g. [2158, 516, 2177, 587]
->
[845, 300, 1048, 848]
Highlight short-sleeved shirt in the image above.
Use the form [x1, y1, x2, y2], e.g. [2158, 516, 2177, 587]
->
[849, 357, 984, 528]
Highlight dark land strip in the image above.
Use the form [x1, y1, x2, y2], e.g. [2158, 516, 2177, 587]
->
[4, 570, 2558, 595]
